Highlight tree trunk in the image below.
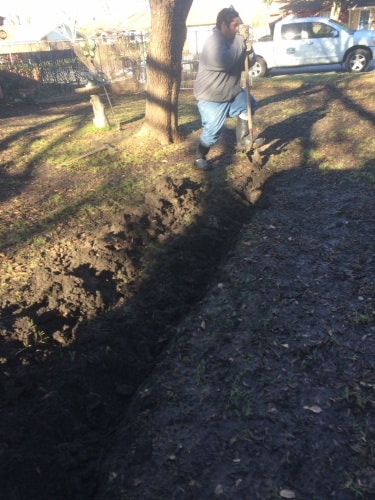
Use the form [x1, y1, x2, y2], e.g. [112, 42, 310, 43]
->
[141, 0, 193, 144]
[330, 1, 343, 20]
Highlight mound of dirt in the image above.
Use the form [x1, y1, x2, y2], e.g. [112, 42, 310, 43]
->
[0, 78, 374, 499]
[0, 118, 269, 498]
[97, 162, 374, 499]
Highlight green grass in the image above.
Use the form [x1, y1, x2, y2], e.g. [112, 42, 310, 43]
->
[1, 71, 374, 257]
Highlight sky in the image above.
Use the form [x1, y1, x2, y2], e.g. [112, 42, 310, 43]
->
[3, 0, 147, 28]
[1, 0, 271, 43]
[3, 0, 267, 28]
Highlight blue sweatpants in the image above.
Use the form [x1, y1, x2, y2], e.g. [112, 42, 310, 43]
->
[197, 89, 258, 148]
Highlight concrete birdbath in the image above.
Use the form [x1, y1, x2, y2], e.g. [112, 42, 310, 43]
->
[75, 72, 110, 128]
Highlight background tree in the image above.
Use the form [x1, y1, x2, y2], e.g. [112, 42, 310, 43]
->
[281, 1, 352, 20]
[140, 0, 193, 144]
[330, 0, 348, 20]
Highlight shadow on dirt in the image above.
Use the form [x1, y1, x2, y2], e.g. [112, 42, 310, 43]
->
[0, 138, 263, 499]
[1, 80, 373, 499]
[0, 107, 91, 205]
[0, 93, 334, 500]
[96, 161, 375, 500]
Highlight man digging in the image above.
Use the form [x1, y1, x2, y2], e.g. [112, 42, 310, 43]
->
[193, 7, 265, 170]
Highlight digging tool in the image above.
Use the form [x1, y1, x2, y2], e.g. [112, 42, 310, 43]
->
[240, 25, 263, 167]
[239, 24, 254, 153]
[244, 66, 263, 167]
[244, 54, 254, 152]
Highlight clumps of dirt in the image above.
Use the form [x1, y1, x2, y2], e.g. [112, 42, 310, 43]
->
[96, 163, 375, 500]
[1, 76, 374, 499]
[0, 158, 264, 499]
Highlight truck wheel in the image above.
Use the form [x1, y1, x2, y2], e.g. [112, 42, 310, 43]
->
[250, 56, 268, 78]
[345, 49, 371, 73]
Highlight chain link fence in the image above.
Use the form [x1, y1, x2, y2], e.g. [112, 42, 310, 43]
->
[0, 28, 212, 103]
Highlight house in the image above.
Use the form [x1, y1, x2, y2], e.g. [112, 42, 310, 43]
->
[277, 1, 332, 18]
[41, 24, 85, 42]
[184, 1, 278, 54]
[0, 22, 85, 44]
[276, 1, 375, 28]
[348, 1, 375, 29]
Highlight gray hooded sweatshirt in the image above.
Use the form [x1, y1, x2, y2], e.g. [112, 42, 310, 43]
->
[194, 28, 254, 102]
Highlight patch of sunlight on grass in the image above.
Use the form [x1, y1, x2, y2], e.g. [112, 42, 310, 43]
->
[319, 159, 348, 171]
[303, 148, 324, 162]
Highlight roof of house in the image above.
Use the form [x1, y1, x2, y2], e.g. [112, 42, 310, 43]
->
[186, 1, 375, 28]
[280, 0, 375, 12]
[348, 0, 375, 8]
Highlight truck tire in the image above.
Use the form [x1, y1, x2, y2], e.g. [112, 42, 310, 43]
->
[345, 48, 371, 73]
[250, 56, 268, 78]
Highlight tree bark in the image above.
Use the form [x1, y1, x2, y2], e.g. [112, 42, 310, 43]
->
[330, 1, 344, 20]
[141, 0, 193, 144]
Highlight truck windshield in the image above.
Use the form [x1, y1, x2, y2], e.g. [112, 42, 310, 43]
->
[329, 19, 351, 33]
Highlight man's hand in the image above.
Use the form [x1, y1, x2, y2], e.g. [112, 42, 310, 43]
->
[239, 23, 249, 40]
[244, 39, 253, 53]
[239, 24, 252, 53]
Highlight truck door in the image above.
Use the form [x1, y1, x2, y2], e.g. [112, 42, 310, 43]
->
[277, 22, 315, 66]
[277, 21, 341, 66]
[302, 21, 342, 64]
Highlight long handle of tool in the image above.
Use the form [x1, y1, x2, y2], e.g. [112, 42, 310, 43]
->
[244, 55, 253, 151]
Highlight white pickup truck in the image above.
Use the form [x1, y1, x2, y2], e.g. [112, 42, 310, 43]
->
[251, 16, 375, 77]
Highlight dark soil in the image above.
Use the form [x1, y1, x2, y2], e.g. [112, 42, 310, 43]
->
[0, 77, 374, 500]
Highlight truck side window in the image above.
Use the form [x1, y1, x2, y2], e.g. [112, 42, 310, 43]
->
[281, 24, 302, 40]
[310, 22, 335, 38]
